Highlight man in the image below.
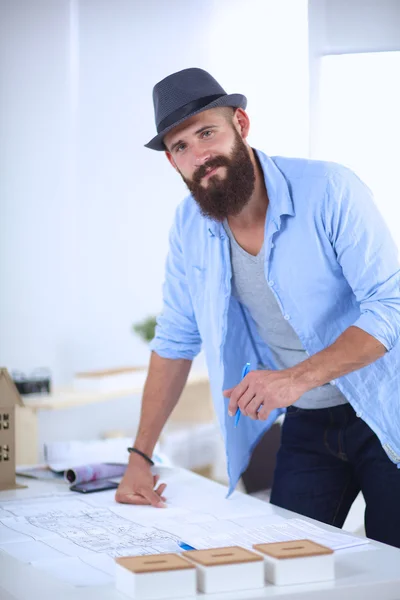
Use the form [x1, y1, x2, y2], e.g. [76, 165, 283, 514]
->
[116, 68, 400, 548]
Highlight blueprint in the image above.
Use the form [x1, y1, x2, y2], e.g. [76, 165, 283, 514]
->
[0, 468, 370, 587]
[0, 496, 181, 557]
[0, 494, 185, 586]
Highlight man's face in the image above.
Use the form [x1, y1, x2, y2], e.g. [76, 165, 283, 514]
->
[164, 108, 255, 222]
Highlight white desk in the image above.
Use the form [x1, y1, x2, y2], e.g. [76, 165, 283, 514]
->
[0, 469, 399, 600]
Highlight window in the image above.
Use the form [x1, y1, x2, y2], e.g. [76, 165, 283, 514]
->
[313, 51, 400, 246]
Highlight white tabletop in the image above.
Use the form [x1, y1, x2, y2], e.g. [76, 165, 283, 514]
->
[0, 470, 399, 600]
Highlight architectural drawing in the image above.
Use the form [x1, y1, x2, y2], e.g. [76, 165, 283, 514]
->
[0, 496, 181, 557]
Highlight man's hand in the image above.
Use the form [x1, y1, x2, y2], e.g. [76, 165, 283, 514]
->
[115, 457, 167, 508]
[223, 369, 307, 421]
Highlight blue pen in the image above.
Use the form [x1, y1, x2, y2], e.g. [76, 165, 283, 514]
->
[234, 362, 251, 427]
[178, 541, 196, 551]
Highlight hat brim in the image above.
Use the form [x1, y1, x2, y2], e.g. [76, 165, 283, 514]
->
[144, 93, 247, 151]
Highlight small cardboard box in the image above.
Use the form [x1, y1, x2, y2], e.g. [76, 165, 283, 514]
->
[253, 539, 334, 586]
[182, 546, 264, 594]
[115, 553, 196, 600]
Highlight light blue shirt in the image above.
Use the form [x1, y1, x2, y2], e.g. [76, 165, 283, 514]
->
[150, 150, 400, 495]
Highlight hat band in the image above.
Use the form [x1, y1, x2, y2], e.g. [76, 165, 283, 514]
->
[157, 93, 225, 133]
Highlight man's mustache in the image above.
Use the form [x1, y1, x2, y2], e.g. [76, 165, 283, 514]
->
[192, 157, 230, 184]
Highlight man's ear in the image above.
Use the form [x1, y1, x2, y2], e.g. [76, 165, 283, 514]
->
[165, 150, 179, 172]
[233, 108, 250, 141]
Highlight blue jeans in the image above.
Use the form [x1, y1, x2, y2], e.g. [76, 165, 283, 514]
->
[270, 403, 400, 548]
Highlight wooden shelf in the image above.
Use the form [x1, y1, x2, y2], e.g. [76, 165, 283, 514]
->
[20, 371, 209, 412]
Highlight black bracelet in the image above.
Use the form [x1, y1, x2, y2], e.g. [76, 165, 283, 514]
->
[127, 447, 155, 466]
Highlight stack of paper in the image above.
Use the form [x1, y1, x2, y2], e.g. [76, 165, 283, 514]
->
[160, 423, 220, 471]
[17, 438, 171, 482]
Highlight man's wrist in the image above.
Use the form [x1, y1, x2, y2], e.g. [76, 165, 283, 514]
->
[127, 446, 154, 466]
[128, 451, 151, 467]
[128, 442, 155, 465]
[288, 361, 319, 395]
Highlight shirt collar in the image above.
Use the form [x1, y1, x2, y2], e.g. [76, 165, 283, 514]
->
[255, 149, 295, 221]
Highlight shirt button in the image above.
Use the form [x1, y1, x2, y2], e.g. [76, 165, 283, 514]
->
[330, 380, 336, 385]
[356, 411, 362, 418]
[284, 314, 290, 320]
[268, 280, 274, 287]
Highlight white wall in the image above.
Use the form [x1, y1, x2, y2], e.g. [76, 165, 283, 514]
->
[313, 0, 400, 55]
[0, 0, 74, 381]
[0, 0, 309, 386]
[308, 0, 400, 155]
[207, 0, 309, 158]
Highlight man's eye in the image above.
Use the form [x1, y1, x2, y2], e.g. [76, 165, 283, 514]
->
[175, 144, 186, 153]
[202, 130, 212, 138]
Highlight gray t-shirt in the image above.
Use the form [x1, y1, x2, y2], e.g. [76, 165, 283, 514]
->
[224, 220, 347, 409]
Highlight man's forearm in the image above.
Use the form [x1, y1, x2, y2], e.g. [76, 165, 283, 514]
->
[290, 325, 386, 394]
[133, 352, 192, 456]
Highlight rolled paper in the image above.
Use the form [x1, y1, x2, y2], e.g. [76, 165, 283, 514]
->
[65, 463, 126, 484]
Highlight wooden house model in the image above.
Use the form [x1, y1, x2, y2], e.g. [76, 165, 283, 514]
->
[0, 368, 25, 490]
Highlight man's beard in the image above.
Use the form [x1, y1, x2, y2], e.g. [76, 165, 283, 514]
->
[181, 129, 256, 222]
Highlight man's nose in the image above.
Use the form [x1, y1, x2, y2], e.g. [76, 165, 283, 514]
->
[193, 149, 211, 167]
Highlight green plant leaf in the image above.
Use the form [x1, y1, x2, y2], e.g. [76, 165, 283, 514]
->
[132, 315, 158, 343]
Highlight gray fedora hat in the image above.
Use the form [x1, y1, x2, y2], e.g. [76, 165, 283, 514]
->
[145, 68, 247, 151]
